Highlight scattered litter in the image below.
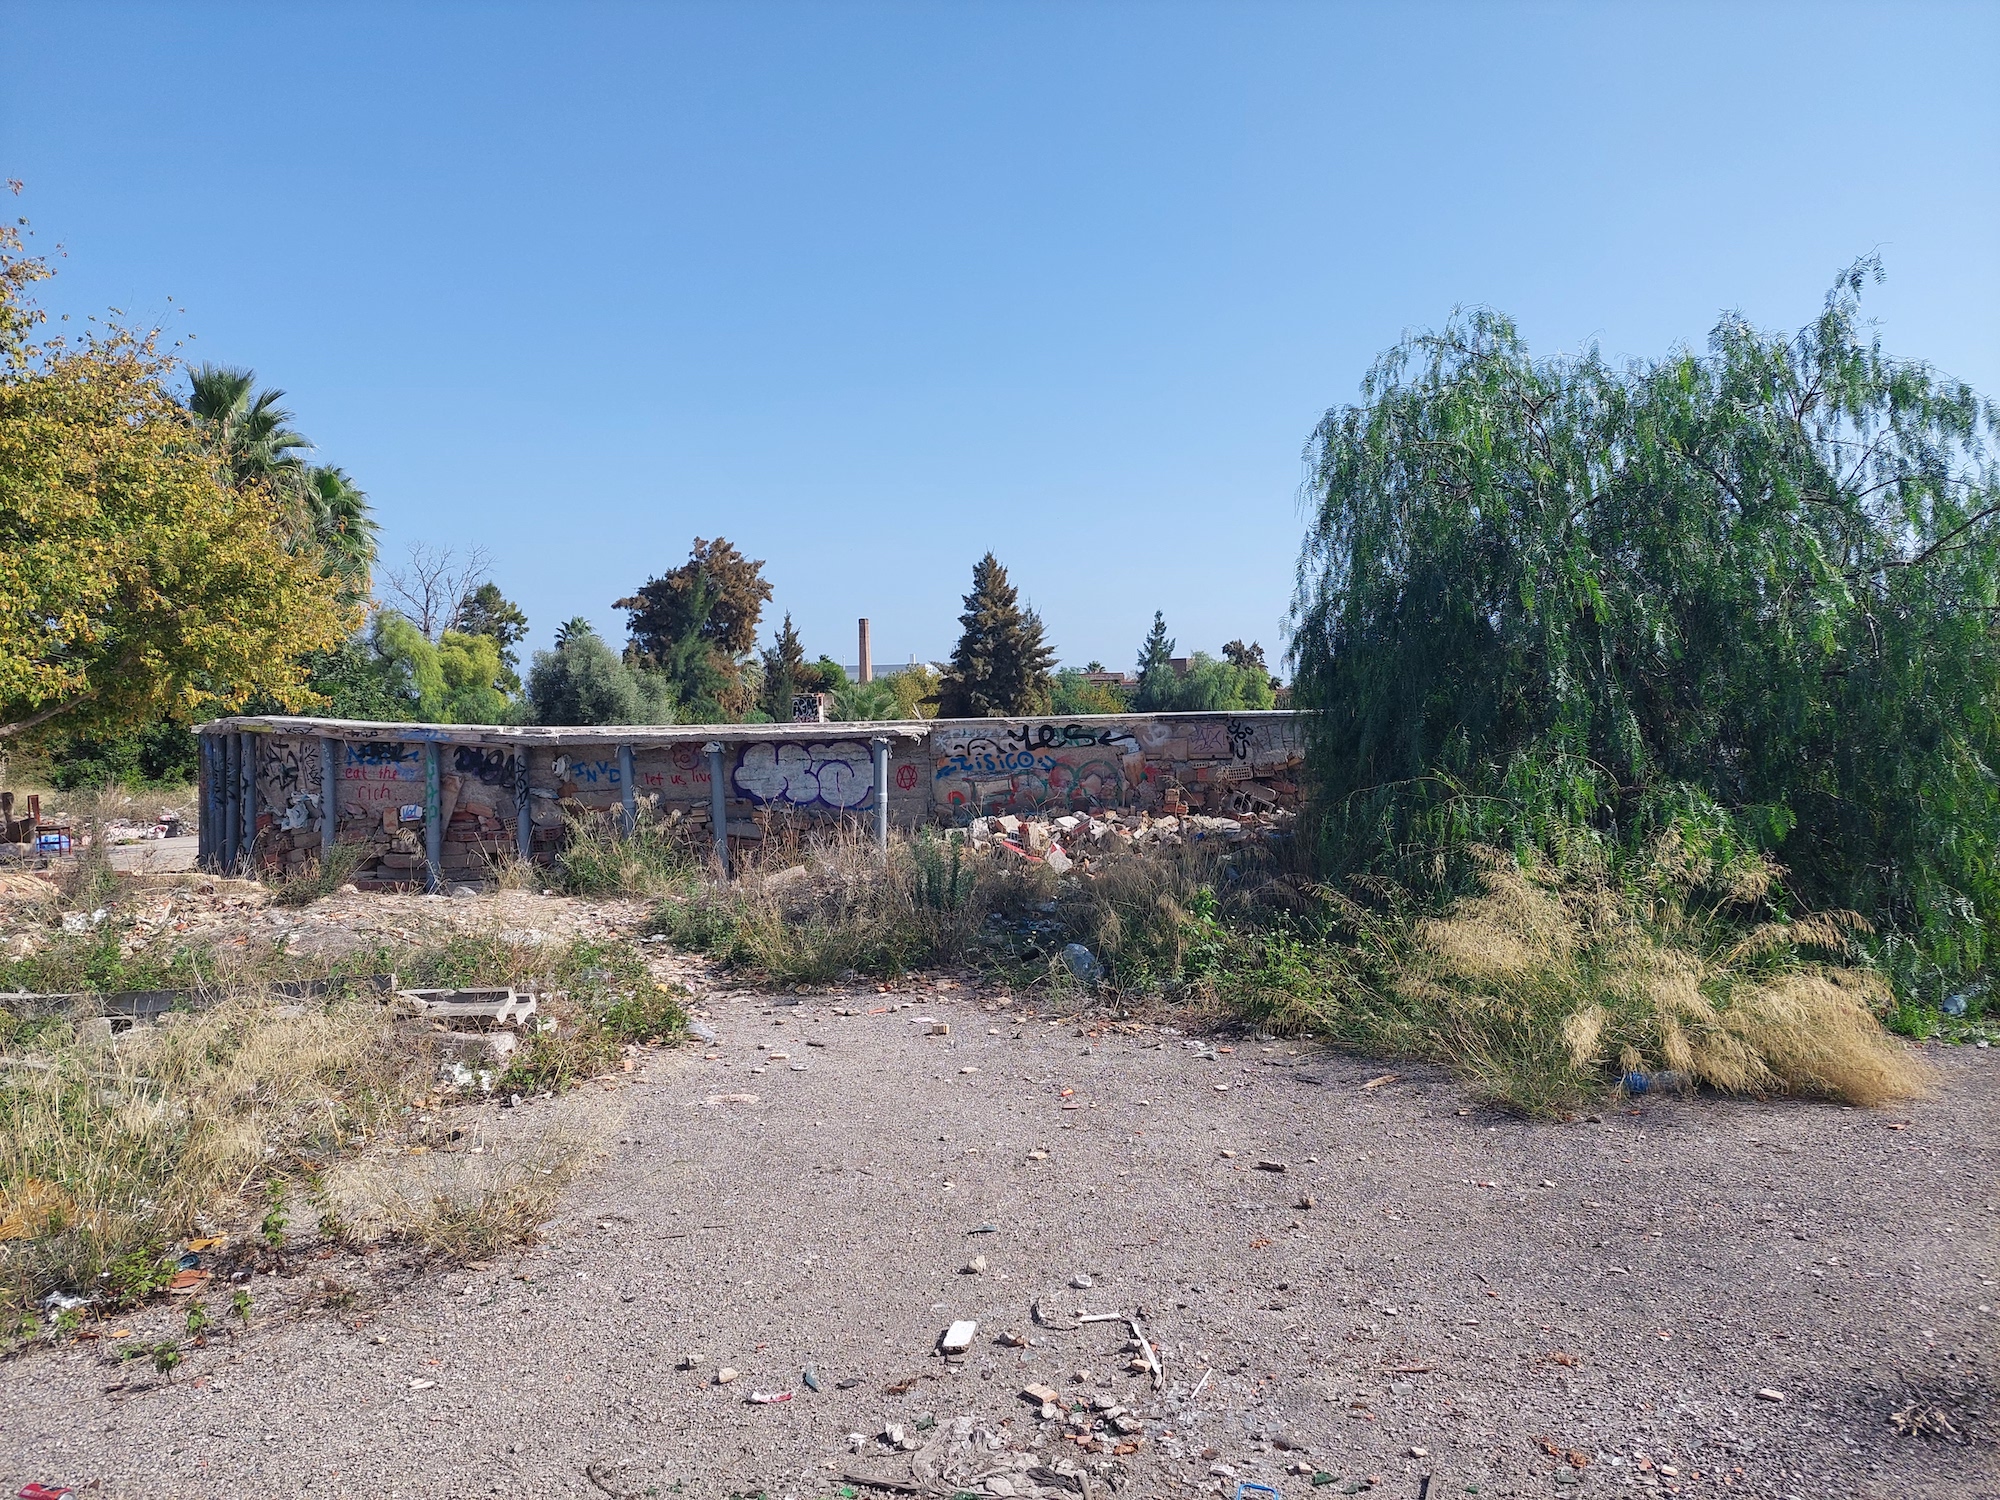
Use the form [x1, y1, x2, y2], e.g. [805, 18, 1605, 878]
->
[802, 1367, 823, 1391]
[748, 1389, 792, 1403]
[408, 1378, 436, 1391]
[1255, 1159, 1287, 1173]
[1360, 1074, 1398, 1090]
[1061, 944, 1104, 984]
[1070, 1273, 1093, 1289]
[1756, 1387, 1785, 1402]
[940, 1319, 978, 1354]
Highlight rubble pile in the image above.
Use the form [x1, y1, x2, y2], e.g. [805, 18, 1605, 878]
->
[964, 803, 1294, 874]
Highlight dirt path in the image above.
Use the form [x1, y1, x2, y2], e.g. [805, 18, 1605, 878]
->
[2, 982, 1994, 1500]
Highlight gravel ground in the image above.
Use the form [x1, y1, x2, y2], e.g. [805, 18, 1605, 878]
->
[1, 980, 1994, 1500]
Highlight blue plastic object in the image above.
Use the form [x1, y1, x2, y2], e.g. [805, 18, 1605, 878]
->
[1234, 1485, 1282, 1500]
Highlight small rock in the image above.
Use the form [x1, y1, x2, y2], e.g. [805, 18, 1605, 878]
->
[715, 1367, 738, 1384]
[883, 1422, 906, 1444]
[1756, 1387, 1785, 1402]
[941, 1319, 978, 1353]
[1255, 1159, 1287, 1173]
[962, 1255, 988, 1275]
[1297, 1196, 1316, 1210]
[1027, 1149, 1049, 1162]
[677, 1353, 706, 1370]
[1408, 1445, 1428, 1458]
[1071, 1273, 1093, 1289]
[1219, 1149, 1236, 1159]
[1390, 1380, 1415, 1396]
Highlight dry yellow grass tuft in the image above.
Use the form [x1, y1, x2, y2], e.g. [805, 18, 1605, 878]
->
[0, 990, 426, 1324]
[1381, 850, 1927, 1113]
[317, 1129, 596, 1265]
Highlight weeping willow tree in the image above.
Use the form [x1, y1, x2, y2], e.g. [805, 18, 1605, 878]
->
[1290, 262, 2000, 998]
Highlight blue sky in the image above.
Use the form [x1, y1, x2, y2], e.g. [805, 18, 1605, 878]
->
[6, 2, 1996, 674]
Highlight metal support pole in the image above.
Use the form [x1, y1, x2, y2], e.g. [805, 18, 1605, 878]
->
[319, 736, 337, 860]
[514, 751, 532, 861]
[619, 743, 636, 835]
[222, 733, 240, 870]
[871, 737, 890, 851]
[200, 735, 220, 867]
[704, 742, 729, 878]
[240, 733, 257, 870]
[424, 742, 442, 893]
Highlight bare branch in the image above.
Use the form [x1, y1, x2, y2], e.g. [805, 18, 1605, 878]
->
[380, 542, 494, 641]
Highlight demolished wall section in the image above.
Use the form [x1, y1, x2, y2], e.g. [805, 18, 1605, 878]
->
[197, 712, 1304, 888]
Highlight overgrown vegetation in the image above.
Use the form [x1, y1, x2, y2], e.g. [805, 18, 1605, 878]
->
[1289, 263, 2000, 1038]
[640, 816, 1931, 1116]
[0, 903, 683, 1337]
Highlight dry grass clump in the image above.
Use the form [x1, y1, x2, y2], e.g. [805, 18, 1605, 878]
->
[0, 990, 426, 1328]
[1330, 841, 1927, 1115]
[316, 1131, 592, 1265]
[653, 825, 991, 983]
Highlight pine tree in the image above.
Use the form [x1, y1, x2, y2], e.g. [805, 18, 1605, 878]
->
[935, 554, 1056, 718]
[1133, 611, 1179, 711]
[758, 612, 808, 720]
[1136, 611, 1175, 678]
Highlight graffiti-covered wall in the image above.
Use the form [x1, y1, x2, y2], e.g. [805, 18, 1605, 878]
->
[199, 712, 1303, 888]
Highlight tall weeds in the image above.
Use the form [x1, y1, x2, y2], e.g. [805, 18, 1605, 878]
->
[0, 991, 424, 1328]
[1234, 839, 1928, 1115]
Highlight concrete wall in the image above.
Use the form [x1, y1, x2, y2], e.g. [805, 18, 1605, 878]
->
[195, 712, 1304, 888]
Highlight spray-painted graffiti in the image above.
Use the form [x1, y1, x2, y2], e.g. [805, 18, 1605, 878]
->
[453, 746, 516, 786]
[932, 723, 1142, 815]
[733, 741, 874, 809]
[348, 742, 420, 769]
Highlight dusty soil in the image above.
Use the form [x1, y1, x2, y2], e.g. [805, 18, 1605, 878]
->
[1, 929, 1996, 1499]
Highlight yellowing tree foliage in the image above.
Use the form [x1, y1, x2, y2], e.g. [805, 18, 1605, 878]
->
[0, 220, 356, 741]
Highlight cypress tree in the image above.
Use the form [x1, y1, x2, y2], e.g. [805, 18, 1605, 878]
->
[759, 612, 808, 720]
[936, 553, 1056, 717]
[1136, 611, 1175, 678]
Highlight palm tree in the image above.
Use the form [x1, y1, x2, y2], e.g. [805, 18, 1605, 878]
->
[187, 364, 314, 490]
[302, 464, 379, 596]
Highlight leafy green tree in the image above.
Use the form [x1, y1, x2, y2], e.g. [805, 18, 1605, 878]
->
[936, 553, 1056, 718]
[46, 720, 198, 790]
[1050, 669, 1128, 715]
[371, 614, 512, 724]
[526, 621, 671, 726]
[618, 538, 770, 718]
[1290, 262, 2000, 995]
[0, 224, 355, 742]
[1136, 652, 1274, 712]
[452, 580, 528, 691]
